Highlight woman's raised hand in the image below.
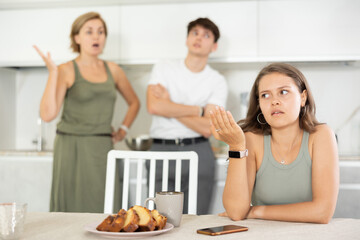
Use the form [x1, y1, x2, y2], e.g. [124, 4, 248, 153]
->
[210, 106, 245, 150]
[33, 45, 57, 73]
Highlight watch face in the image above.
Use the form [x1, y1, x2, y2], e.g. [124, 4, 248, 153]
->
[229, 151, 240, 158]
[229, 149, 248, 158]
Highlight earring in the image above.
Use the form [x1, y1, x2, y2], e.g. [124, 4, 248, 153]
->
[257, 113, 267, 125]
[300, 105, 307, 117]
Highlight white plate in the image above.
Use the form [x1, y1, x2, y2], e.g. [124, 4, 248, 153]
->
[84, 222, 174, 239]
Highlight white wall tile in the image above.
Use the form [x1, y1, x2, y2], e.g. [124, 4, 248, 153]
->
[11, 62, 360, 155]
[0, 68, 16, 149]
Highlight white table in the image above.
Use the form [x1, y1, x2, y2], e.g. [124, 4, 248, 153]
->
[22, 212, 360, 239]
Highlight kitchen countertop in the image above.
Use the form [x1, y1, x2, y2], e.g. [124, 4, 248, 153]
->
[0, 150, 359, 161]
[0, 150, 52, 157]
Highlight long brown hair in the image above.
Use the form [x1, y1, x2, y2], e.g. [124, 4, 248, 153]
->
[239, 63, 321, 135]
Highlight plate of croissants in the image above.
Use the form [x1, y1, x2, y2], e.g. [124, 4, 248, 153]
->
[84, 205, 174, 238]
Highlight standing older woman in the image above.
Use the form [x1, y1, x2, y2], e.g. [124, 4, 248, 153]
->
[34, 12, 140, 213]
[210, 63, 338, 223]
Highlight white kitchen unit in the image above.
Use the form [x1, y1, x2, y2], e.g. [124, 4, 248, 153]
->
[0, 1, 258, 66]
[0, 6, 121, 66]
[1, 0, 360, 67]
[258, 0, 360, 58]
[336, 160, 360, 218]
[0, 152, 52, 212]
[116, 1, 258, 62]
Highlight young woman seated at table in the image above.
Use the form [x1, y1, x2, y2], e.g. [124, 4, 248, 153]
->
[210, 63, 339, 224]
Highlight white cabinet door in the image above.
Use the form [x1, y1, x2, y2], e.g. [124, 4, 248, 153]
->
[335, 161, 360, 219]
[0, 6, 121, 66]
[117, 1, 258, 62]
[0, 156, 53, 212]
[258, 0, 360, 58]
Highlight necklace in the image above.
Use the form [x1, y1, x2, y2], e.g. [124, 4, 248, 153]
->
[272, 144, 287, 164]
[271, 137, 299, 165]
[275, 148, 286, 165]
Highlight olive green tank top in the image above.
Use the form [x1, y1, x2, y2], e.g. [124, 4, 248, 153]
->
[56, 60, 117, 135]
[251, 131, 312, 206]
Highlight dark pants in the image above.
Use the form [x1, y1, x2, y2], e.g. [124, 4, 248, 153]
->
[146, 140, 215, 215]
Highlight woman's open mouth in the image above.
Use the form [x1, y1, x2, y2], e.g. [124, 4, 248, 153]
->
[271, 111, 284, 116]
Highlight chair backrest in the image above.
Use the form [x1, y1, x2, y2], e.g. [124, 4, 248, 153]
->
[104, 150, 198, 214]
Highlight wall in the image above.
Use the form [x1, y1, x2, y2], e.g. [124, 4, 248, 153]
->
[0, 68, 16, 149]
[15, 68, 59, 150]
[13, 62, 360, 155]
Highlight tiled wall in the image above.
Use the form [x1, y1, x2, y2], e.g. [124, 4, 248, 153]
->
[0, 68, 16, 149]
[12, 62, 360, 155]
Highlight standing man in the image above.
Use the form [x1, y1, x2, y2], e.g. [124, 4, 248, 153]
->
[147, 18, 228, 215]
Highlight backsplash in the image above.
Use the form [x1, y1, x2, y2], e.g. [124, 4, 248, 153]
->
[3, 61, 360, 155]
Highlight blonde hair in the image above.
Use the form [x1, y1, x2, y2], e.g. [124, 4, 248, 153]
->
[70, 12, 108, 53]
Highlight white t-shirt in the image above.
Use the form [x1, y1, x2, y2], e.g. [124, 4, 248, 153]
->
[148, 60, 228, 139]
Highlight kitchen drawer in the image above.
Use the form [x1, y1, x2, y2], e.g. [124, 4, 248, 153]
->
[334, 188, 360, 218]
[339, 161, 360, 184]
[0, 156, 52, 212]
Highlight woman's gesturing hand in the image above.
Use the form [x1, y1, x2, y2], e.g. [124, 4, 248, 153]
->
[33, 45, 58, 73]
[210, 106, 246, 150]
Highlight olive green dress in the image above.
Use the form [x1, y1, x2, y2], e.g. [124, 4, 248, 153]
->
[50, 60, 121, 213]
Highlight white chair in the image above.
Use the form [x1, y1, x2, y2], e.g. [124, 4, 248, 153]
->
[104, 150, 198, 214]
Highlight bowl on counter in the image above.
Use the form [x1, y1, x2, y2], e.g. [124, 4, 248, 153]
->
[125, 135, 153, 151]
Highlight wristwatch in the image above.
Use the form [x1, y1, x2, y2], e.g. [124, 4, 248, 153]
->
[228, 149, 248, 159]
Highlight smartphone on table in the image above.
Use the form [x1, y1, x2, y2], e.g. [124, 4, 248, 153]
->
[197, 224, 248, 236]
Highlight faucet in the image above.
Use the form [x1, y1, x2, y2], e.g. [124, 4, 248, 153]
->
[32, 117, 44, 151]
[240, 92, 249, 119]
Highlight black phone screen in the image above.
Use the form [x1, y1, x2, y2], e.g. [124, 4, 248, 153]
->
[197, 225, 248, 235]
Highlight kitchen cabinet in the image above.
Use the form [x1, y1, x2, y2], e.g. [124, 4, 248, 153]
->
[0, 1, 258, 66]
[0, 153, 52, 212]
[258, 0, 360, 59]
[116, 1, 257, 62]
[0, 6, 121, 66]
[0, 0, 229, 9]
[3, 0, 359, 67]
[335, 161, 360, 218]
